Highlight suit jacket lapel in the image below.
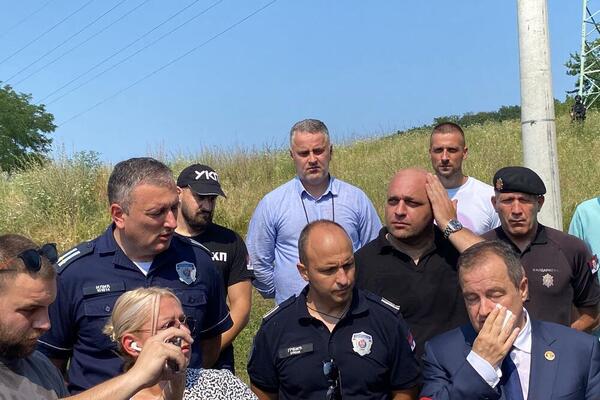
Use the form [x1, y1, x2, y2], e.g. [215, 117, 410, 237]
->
[529, 320, 558, 399]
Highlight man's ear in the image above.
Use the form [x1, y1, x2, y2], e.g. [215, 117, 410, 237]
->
[519, 276, 529, 303]
[289, 148, 294, 159]
[537, 195, 545, 211]
[491, 195, 497, 212]
[297, 263, 309, 282]
[329, 145, 333, 159]
[111, 203, 126, 228]
[462, 146, 468, 160]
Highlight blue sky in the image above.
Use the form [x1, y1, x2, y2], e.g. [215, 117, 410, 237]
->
[0, 1, 582, 162]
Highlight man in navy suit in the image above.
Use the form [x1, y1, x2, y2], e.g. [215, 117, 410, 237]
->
[420, 240, 600, 400]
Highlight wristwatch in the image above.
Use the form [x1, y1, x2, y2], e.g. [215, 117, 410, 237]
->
[443, 219, 463, 239]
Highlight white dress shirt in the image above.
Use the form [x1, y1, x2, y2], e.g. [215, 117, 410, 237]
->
[467, 308, 532, 399]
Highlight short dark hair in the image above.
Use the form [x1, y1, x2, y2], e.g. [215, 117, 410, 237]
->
[107, 157, 175, 212]
[298, 220, 347, 266]
[458, 240, 525, 289]
[430, 122, 465, 146]
[289, 119, 330, 147]
[0, 234, 55, 288]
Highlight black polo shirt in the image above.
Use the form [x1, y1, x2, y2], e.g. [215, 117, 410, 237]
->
[483, 224, 600, 325]
[247, 286, 420, 400]
[355, 227, 468, 358]
[181, 223, 254, 372]
[38, 225, 233, 393]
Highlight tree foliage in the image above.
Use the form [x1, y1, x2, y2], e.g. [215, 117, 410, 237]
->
[433, 105, 521, 128]
[565, 38, 600, 108]
[0, 84, 55, 172]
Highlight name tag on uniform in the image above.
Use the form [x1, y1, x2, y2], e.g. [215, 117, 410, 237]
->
[82, 281, 125, 296]
[278, 343, 314, 358]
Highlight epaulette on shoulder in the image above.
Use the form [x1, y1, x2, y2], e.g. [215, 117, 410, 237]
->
[176, 235, 213, 257]
[365, 291, 401, 315]
[262, 296, 295, 323]
[55, 241, 95, 274]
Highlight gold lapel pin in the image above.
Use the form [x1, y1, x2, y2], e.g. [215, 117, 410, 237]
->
[544, 351, 555, 361]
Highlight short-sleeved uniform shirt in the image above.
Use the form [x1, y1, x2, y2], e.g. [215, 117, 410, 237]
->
[0, 352, 69, 399]
[247, 286, 421, 400]
[38, 225, 233, 393]
[483, 224, 600, 325]
[355, 227, 469, 359]
[183, 223, 254, 371]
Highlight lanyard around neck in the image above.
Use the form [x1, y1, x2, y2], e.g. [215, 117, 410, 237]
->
[300, 192, 335, 224]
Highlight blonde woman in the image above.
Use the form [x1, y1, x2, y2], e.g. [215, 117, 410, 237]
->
[104, 287, 256, 400]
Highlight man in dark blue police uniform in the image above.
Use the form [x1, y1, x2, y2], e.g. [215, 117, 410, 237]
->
[247, 220, 420, 400]
[38, 158, 232, 393]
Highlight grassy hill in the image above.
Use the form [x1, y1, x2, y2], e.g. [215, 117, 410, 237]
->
[1, 111, 599, 380]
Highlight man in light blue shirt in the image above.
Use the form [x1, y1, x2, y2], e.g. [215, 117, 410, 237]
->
[246, 119, 382, 304]
[569, 196, 600, 338]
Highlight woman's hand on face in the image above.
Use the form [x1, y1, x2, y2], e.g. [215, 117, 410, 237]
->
[129, 327, 194, 387]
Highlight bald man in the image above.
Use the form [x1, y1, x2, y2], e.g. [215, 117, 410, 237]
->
[248, 220, 420, 400]
[355, 168, 482, 358]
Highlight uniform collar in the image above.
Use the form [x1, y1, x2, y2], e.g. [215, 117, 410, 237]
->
[295, 286, 368, 322]
[96, 224, 176, 271]
[294, 175, 338, 199]
[495, 224, 547, 253]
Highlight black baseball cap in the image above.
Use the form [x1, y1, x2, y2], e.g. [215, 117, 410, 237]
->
[176, 164, 226, 198]
[493, 166, 546, 196]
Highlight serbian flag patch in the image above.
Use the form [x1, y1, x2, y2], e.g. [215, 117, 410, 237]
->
[588, 255, 599, 275]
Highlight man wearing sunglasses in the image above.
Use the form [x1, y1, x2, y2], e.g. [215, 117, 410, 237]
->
[247, 220, 420, 399]
[37, 157, 232, 394]
[0, 234, 192, 400]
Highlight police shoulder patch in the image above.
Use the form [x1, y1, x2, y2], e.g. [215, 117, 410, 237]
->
[175, 235, 212, 257]
[56, 241, 95, 274]
[262, 296, 295, 322]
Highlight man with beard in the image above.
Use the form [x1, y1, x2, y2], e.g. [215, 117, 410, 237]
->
[0, 234, 192, 400]
[429, 122, 499, 235]
[176, 163, 253, 372]
[355, 168, 482, 358]
[38, 158, 232, 393]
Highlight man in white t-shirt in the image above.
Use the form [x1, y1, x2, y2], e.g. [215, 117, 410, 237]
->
[429, 122, 500, 235]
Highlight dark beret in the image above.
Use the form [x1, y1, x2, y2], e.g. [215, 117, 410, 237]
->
[493, 166, 546, 195]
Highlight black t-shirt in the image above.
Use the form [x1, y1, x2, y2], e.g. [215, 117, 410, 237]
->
[355, 227, 468, 358]
[187, 223, 253, 289]
[483, 224, 600, 325]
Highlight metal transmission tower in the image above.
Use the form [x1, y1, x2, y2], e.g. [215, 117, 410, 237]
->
[578, 0, 600, 107]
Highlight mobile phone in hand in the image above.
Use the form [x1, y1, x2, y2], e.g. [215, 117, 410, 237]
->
[166, 336, 182, 372]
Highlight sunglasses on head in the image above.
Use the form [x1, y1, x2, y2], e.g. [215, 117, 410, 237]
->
[323, 359, 341, 400]
[0, 243, 58, 273]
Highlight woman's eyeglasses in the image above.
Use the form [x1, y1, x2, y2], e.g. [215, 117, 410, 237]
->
[323, 359, 341, 400]
[137, 315, 196, 335]
[0, 243, 58, 273]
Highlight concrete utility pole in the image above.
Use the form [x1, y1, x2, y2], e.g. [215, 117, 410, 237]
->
[517, 0, 563, 229]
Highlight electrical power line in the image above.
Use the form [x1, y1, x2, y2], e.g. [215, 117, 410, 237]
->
[45, 0, 225, 105]
[0, 0, 97, 67]
[5, 0, 129, 83]
[12, 0, 152, 87]
[39, 0, 208, 103]
[0, 0, 56, 41]
[58, 0, 280, 126]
